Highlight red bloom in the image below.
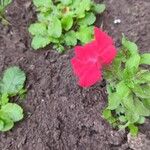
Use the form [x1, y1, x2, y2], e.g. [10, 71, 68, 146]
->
[71, 27, 117, 87]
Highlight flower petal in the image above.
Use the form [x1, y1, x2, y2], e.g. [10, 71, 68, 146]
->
[71, 58, 86, 77]
[94, 27, 113, 50]
[74, 41, 98, 63]
[79, 63, 102, 87]
[99, 45, 117, 65]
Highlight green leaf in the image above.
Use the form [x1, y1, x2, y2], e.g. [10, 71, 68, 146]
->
[135, 70, 150, 84]
[1, 0, 12, 7]
[28, 23, 47, 36]
[33, 0, 52, 8]
[116, 81, 130, 98]
[31, 35, 51, 50]
[133, 84, 150, 99]
[1, 103, 23, 122]
[0, 120, 4, 130]
[92, 4, 106, 14]
[107, 93, 121, 110]
[137, 116, 145, 124]
[140, 54, 150, 65]
[78, 12, 96, 26]
[122, 35, 138, 55]
[119, 115, 127, 122]
[0, 67, 26, 95]
[0, 110, 14, 131]
[48, 17, 62, 38]
[102, 109, 112, 119]
[134, 98, 150, 116]
[126, 111, 139, 123]
[122, 94, 134, 111]
[125, 54, 140, 75]
[64, 30, 77, 46]
[108, 81, 130, 110]
[59, 0, 72, 5]
[0, 93, 9, 105]
[128, 124, 138, 137]
[75, 0, 91, 18]
[61, 15, 73, 31]
[76, 26, 94, 44]
[143, 99, 150, 110]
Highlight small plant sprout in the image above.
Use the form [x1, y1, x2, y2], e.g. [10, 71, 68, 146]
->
[0, 66, 26, 132]
[71, 28, 150, 136]
[28, 0, 106, 52]
[0, 0, 12, 25]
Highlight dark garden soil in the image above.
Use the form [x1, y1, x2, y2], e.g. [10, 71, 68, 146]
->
[0, 0, 150, 150]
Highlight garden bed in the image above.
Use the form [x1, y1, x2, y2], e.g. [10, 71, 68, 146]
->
[0, 0, 150, 149]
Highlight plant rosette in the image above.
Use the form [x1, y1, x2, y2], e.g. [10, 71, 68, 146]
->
[28, 0, 106, 52]
[71, 27, 150, 136]
[0, 67, 26, 132]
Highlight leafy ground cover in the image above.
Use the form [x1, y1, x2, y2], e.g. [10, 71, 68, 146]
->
[29, 0, 105, 51]
[0, 67, 26, 131]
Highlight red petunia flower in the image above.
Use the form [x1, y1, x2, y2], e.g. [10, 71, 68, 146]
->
[71, 27, 117, 87]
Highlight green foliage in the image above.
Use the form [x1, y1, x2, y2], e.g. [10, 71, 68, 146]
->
[103, 35, 150, 136]
[0, 67, 26, 132]
[29, 0, 106, 51]
[0, 0, 12, 25]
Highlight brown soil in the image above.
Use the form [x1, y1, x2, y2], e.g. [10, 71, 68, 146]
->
[0, 0, 150, 150]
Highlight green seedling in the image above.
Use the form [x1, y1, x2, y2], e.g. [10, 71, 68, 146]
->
[103, 35, 150, 136]
[0, 66, 26, 132]
[29, 0, 106, 52]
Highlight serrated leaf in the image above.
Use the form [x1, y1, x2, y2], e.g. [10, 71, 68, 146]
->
[0, 110, 14, 131]
[64, 30, 77, 46]
[28, 23, 47, 36]
[140, 54, 150, 65]
[134, 98, 150, 116]
[31, 35, 51, 50]
[122, 35, 138, 55]
[61, 15, 73, 31]
[48, 17, 62, 38]
[33, 0, 52, 8]
[92, 4, 106, 14]
[0, 67, 26, 95]
[1, 103, 23, 122]
[78, 12, 96, 26]
[76, 26, 94, 44]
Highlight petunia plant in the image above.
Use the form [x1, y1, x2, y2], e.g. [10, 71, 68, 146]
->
[71, 27, 150, 136]
[28, 0, 105, 52]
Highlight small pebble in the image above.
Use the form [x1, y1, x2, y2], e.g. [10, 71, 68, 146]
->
[114, 19, 121, 24]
